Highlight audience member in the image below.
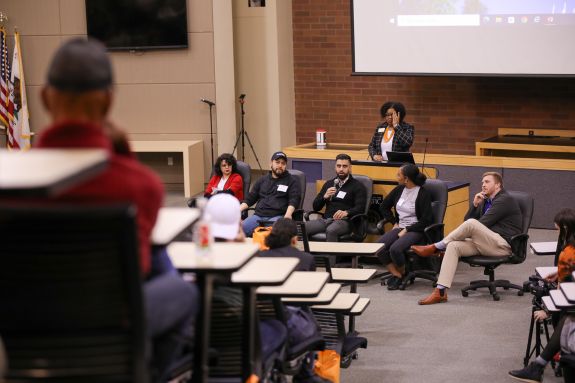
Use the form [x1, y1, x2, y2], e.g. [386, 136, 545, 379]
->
[204, 193, 245, 242]
[240, 151, 301, 236]
[306, 153, 367, 242]
[368, 101, 414, 161]
[412, 172, 522, 305]
[36, 38, 198, 381]
[508, 208, 575, 383]
[259, 218, 315, 271]
[376, 163, 432, 290]
[204, 153, 244, 200]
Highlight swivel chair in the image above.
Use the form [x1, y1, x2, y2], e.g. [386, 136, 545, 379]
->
[459, 190, 534, 301]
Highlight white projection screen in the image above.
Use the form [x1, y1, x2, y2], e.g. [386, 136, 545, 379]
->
[352, 0, 575, 76]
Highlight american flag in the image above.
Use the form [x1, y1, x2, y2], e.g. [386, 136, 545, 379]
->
[0, 26, 14, 131]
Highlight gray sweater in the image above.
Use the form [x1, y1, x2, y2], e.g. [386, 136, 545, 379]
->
[464, 189, 523, 244]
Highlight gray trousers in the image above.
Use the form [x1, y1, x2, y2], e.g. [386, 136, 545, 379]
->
[305, 218, 351, 242]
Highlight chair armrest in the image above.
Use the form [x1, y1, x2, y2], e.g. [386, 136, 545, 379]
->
[304, 211, 325, 221]
[423, 223, 445, 244]
[375, 218, 391, 234]
[509, 233, 530, 263]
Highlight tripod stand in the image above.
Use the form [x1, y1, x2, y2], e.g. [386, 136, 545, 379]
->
[523, 296, 557, 373]
[232, 94, 263, 170]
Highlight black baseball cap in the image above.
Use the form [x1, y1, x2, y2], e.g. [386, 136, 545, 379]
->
[271, 151, 288, 161]
[47, 38, 113, 92]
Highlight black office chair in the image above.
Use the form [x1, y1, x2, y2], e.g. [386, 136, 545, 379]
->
[236, 160, 252, 199]
[0, 204, 149, 383]
[460, 190, 534, 301]
[304, 175, 373, 242]
[394, 179, 448, 290]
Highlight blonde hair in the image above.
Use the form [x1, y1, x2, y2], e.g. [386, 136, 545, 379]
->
[482, 171, 503, 187]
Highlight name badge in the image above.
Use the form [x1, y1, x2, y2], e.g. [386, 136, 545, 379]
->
[336, 191, 347, 199]
[378, 127, 385, 133]
[397, 198, 405, 206]
[277, 184, 288, 192]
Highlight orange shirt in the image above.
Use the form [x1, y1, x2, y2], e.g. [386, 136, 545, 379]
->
[558, 245, 575, 283]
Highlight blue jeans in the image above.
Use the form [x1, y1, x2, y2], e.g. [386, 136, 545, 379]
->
[242, 214, 282, 237]
[145, 273, 199, 381]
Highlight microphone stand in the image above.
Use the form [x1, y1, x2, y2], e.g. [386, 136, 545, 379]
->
[208, 102, 215, 165]
[232, 94, 263, 170]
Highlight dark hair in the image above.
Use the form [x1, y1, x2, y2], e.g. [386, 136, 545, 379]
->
[400, 163, 426, 187]
[265, 218, 298, 249]
[335, 153, 351, 163]
[214, 153, 238, 177]
[555, 208, 575, 248]
[379, 101, 395, 119]
[389, 102, 407, 122]
[482, 171, 503, 188]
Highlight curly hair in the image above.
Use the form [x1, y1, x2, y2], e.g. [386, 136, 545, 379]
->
[214, 153, 238, 177]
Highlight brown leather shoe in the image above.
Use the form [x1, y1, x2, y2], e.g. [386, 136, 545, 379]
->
[411, 244, 440, 257]
[418, 288, 448, 305]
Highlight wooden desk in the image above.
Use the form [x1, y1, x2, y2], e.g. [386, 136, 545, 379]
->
[151, 207, 200, 246]
[476, 135, 575, 159]
[167, 242, 258, 383]
[257, 271, 329, 297]
[231, 257, 299, 286]
[282, 283, 341, 305]
[311, 293, 360, 312]
[130, 140, 204, 198]
[0, 149, 108, 196]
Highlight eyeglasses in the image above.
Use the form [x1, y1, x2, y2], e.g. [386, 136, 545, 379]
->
[385, 113, 393, 117]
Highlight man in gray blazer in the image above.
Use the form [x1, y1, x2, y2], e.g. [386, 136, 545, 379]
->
[412, 172, 523, 305]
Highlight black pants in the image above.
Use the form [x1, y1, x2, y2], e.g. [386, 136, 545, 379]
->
[541, 314, 566, 361]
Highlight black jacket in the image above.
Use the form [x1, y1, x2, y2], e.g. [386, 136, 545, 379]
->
[368, 121, 414, 159]
[258, 245, 316, 272]
[464, 188, 522, 244]
[312, 175, 367, 219]
[243, 171, 301, 217]
[378, 185, 433, 233]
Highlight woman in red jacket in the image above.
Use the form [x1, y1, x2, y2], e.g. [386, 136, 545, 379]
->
[204, 153, 244, 200]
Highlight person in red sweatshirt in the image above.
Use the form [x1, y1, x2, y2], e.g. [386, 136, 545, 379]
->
[37, 38, 197, 381]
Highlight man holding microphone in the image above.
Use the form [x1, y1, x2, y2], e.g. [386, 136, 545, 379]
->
[305, 153, 367, 242]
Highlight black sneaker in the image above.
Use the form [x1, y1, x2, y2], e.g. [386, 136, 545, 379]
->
[508, 362, 544, 382]
[387, 276, 402, 290]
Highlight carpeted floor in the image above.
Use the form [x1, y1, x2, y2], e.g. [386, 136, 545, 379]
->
[340, 228, 563, 383]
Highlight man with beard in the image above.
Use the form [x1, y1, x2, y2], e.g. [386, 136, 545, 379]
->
[240, 151, 301, 236]
[305, 153, 367, 242]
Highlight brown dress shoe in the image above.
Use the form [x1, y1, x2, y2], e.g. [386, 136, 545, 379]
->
[411, 244, 439, 257]
[418, 288, 448, 305]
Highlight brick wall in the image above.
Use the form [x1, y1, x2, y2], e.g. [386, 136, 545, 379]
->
[292, 0, 575, 155]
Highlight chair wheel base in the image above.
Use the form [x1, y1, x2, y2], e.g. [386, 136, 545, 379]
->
[462, 291, 469, 297]
[492, 294, 500, 301]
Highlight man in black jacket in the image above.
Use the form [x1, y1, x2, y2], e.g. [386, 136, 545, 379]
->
[412, 172, 523, 305]
[306, 153, 367, 242]
[240, 151, 301, 236]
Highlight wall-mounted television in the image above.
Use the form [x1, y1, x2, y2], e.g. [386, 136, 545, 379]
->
[85, 0, 189, 51]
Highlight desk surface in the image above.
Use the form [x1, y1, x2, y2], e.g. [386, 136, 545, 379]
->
[168, 242, 259, 272]
[530, 242, 558, 255]
[550, 289, 574, 308]
[560, 283, 575, 303]
[231, 257, 299, 286]
[481, 135, 575, 147]
[536, 266, 557, 279]
[282, 283, 341, 305]
[152, 207, 200, 246]
[257, 271, 329, 297]
[311, 292, 360, 312]
[542, 296, 559, 312]
[0, 149, 108, 196]
[308, 241, 383, 255]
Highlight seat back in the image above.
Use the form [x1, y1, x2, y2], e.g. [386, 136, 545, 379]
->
[507, 190, 534, 263]
[352, 175, 373, 215]
[423, 179, 448, 225]
[288, 169, 307, 209]
[0, 204, 147, 382]
[236, 160, 252, 199]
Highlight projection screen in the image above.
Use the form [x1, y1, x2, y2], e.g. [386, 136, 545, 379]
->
[352, 0, 575, 76]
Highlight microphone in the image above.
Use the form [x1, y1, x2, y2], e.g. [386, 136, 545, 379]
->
[330, 178, 341, 201]
[238, 94, 246, 103]
[421, 138, 428, 177]
[200, 98, 215, 106]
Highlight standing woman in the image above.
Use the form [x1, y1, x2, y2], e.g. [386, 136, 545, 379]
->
[377, 163, 433, 290]
[368, 101, 414, 161]
[204, 153, 244, 200]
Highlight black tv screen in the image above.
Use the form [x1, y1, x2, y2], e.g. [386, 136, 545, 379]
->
[85, 0, 188, 51]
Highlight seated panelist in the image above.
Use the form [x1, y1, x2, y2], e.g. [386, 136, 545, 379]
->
[204, 153, 244, 200]
[368, 101, 414, 162]
[306, 153, 367, 242]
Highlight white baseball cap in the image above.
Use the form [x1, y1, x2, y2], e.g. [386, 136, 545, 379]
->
[204, 194, 241, 240]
